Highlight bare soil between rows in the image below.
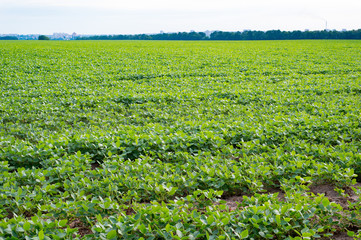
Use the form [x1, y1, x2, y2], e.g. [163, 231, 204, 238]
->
[68, 182, 361, 238]
[223, 182, 361, 240]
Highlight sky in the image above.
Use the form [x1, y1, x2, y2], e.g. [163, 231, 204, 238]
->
[0, 0, 360, 35]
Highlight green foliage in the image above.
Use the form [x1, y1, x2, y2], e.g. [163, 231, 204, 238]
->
[38, 35, 50, 40]
[0, 40, 360, 239]
[0, 216, 77, 239]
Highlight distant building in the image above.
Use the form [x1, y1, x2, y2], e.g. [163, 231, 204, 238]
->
[204, 30, 213, 37]
[52, 32, 71, 40]
[0, 33, 18, 37]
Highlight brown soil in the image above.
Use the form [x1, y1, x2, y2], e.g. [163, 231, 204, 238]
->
[309, 182, 361, 209]
[223, 195, 244, 211]
[223, 182, 361, 211]
[4, 210, 34, 220]
[91, 162, 101, 170]
[222, 187, 285, 211]
[125, 206, 135, 215]
[69, 219, 93, 237]
[6, 211, 14, 219]
[222, 182, 361, 239]
[331, 232, 354, 240]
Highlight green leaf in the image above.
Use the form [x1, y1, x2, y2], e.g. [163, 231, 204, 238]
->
[23, 222, 31, 231]
[139, 224, 147, 234]
[240, 229, 249, 239]
[106, 229, 117, 239]
[175, 222, 183, 229]
[39, 230, 45, 240]
[275, 214, 281, 225]
[168, 187, 178, 196]
[221, 217, 229, 225]
[176, 230, 183, 238]
[58, 219, 67, 228]
[322, 197, 330, 207]
[302, 232, 313, 237]
[165, 224, 171, 232]
[284, 218, 291, 222]
[200, 216, 207, 225]
[207, 215, 214, 225]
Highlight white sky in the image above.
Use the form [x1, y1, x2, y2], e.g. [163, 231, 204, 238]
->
[0, 0, 360, 34]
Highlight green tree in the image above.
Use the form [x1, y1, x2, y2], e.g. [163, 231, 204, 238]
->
[38, 35, 50, 40]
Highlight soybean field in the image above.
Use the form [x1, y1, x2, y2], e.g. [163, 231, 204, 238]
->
[1, 40, 361, 239]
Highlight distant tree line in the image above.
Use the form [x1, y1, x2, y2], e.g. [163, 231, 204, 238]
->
[0, 36, 18, 40]
[210, 29, 361, 40]
[77, 29, 361, 41]
[1, 29, 360, 41]
[77, 32, 207, 40]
